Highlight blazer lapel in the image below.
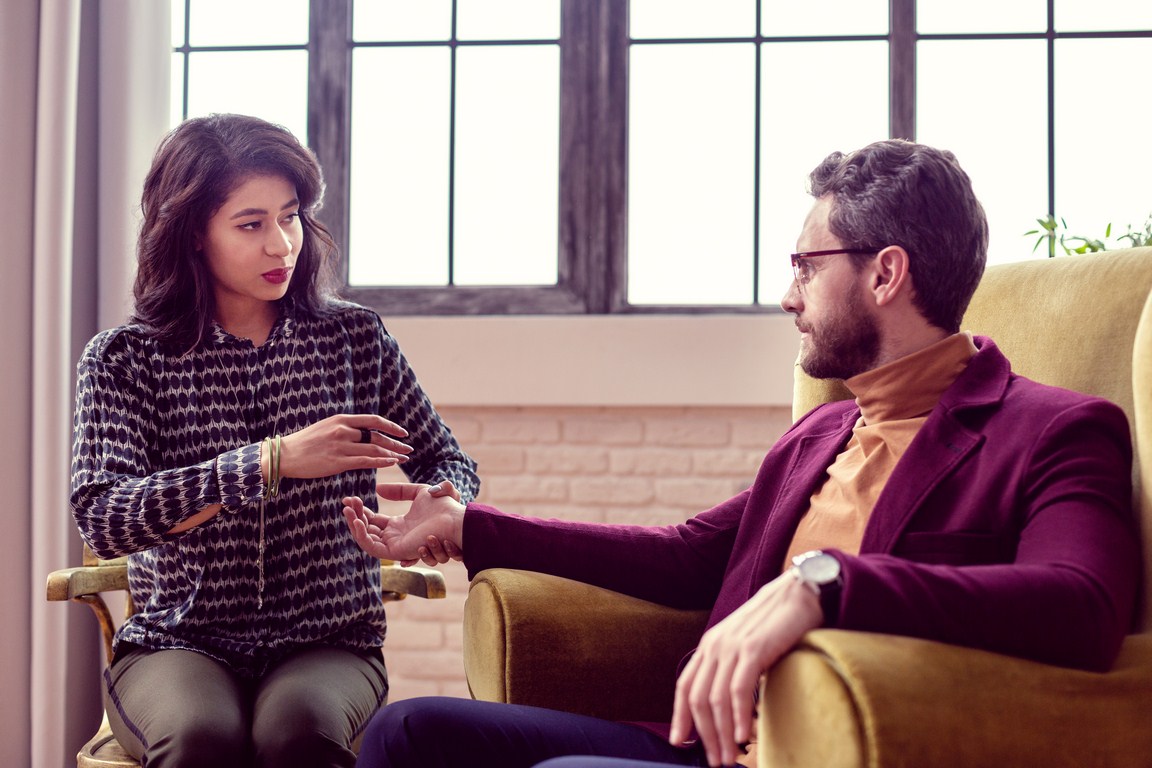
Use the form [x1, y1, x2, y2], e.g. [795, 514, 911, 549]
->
[859, 413, 983, 553]
[756, 407, 857, 573]
[858, 336, 1010, 553]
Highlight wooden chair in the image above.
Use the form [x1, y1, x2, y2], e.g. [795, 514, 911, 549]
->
[462, 246, 1152, 766]
[47, 547, 446, 768]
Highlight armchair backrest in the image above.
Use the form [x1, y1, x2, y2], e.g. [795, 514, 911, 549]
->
[791, 246, 1152, 630]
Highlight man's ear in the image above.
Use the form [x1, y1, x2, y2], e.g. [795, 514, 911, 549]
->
[871, 245, 911, 307]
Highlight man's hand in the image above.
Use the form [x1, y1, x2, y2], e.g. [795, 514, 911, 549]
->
[343, 481, 466, 566]
[669, 572, 824, 767]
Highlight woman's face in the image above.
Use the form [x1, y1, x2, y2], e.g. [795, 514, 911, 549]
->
[200, 173, 303, 316]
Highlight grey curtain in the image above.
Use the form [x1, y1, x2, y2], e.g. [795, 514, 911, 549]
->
[0, 1, 168, 764]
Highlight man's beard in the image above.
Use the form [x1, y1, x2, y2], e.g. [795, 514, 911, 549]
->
[797, 287, 881, 380]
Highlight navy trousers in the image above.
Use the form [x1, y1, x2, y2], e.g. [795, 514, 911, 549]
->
[355, 696, 707, 768]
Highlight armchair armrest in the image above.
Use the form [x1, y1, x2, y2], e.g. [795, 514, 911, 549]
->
[760, 630, 1152, 768]
[463, 568, 709, 723]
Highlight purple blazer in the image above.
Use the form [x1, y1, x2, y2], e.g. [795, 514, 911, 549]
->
[464, 337, 1139, 672]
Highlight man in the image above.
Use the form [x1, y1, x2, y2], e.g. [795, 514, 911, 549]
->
[343, 139, 1139, 768]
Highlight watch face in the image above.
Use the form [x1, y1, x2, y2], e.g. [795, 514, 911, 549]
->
[801, 553, 840, 585]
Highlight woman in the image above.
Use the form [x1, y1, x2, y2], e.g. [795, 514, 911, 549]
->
[70, 113, 479, 768]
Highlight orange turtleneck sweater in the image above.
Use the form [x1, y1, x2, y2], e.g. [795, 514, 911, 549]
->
[783, 332, 978, 567]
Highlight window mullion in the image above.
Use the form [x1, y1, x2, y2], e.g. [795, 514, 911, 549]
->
[601, 0, 629, 313]
[308, 0, 353, 278]
[561, 0, 625, 313]
[890, 0, 915, 139]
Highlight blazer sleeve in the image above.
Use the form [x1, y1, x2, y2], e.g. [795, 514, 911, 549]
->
[462, 490, 749, 610]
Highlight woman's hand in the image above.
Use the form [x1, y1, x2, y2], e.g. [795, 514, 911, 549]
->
[277, 414, 412, 480]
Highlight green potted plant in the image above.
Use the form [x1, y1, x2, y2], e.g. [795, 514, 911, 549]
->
[1026, 213, 1152, 257]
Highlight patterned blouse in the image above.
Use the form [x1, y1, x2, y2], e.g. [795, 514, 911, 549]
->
[70, 301, 479, 677]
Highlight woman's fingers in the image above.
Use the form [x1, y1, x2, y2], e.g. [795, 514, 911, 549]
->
[375, 482, 429, 502]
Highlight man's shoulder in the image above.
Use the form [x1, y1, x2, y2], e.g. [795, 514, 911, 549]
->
[999, 373, 1126, 422]
[782, 399, 858, 442]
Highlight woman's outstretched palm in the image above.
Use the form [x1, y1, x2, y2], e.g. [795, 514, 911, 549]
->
[343, 481, 465, 565]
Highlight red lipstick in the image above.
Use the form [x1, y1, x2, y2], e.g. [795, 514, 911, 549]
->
[262, 267, 292, 284]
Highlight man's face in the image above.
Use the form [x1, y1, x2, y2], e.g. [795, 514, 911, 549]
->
[782, 197, 881, 380]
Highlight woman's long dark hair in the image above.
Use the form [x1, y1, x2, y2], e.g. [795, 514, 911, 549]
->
[131, 114, 341, 352]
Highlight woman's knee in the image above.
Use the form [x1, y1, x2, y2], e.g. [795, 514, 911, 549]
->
[145, 718, 250, 768]
[252, 696, 359, 768]
[255, 726, 354, 768]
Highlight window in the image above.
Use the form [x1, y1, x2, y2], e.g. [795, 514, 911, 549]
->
[172, 0, 1152, 315]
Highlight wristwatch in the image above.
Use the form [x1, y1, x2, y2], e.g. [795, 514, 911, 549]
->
[790, 550, 842, 595]
[789, 550, 843, 625]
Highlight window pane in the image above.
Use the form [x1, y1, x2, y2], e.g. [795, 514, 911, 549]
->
[1055, 38, 1152, 245]
[454, 46, 560, 285]
[918, 40, 1048, 266]
[918, 1, 1045, 34]
[185, 50, 309, 140]
[349, 48, 452, 286]
[761, 0, 887, 37]
[456, 0, 560, 40]
[187, 0, 308, 46]
[352, 0, 452, 42]
[758, 41, 887, 304]
[916, 39, 1046, 267]
[629, 43, 756, 305]
[172, 0, 186, 46]
[631, 0, 755, 39]
[1056, 1, 1152, 32]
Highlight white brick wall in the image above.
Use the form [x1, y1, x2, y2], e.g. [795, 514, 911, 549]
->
[380, 404, 794, 702]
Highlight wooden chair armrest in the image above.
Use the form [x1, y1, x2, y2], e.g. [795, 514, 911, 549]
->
[759, 630, 1152, 768]
[464, 568, 709, 723]
[46, 564, 130, 665]
[45, 561, 443, 601]
[46, 563, 129, 602]
[380, 563, 446, 599]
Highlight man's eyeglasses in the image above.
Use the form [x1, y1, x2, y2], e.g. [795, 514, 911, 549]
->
[790, 249, 881, 287]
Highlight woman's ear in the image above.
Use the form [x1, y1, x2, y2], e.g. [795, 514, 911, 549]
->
[871, 245, 911, 307]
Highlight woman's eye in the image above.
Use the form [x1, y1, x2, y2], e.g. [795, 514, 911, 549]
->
[239, 221, 261, 231]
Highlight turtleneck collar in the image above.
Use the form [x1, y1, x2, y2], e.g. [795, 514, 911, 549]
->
[845, 332, 978, 425]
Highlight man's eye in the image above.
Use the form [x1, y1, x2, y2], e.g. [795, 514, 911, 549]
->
[799, 262, 814, 282]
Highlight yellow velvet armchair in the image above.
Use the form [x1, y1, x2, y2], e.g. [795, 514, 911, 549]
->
[47, 552, 446, 768]
[463, 246, 1152, 767]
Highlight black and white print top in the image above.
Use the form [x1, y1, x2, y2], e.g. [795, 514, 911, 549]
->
[70, 301, 479, 677]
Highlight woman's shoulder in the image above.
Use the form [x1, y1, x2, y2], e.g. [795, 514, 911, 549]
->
[77, 324, 165, 385]
[81, 324, 152, 364]
[301, 299, 390, 339]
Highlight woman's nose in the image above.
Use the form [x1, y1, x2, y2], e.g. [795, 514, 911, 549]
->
[266, 226, 292, 257]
